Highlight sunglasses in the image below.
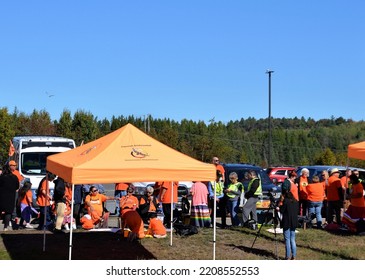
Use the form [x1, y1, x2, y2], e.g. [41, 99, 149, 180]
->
[91, 189, 98, 193]
[147, 192, 153, 194]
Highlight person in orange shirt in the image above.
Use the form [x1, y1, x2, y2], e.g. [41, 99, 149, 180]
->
[119, 185, 145, 239]
[139, 186, 160, 223]
[212, 157, 225, 181]
[114, 182, 130, 215]
[295, 168, 311, 216]
[342, 174, 365, 232]
[326, 168, 345, 225]
[8, 160, 24, 223]
[306, 175, 325, 228]
[157, 181, 178, 228]
[36, 172, 56, 230]
[8, 160, 24, 183]
[146, 212, 166, 238]
[18, 181, 38, 229]
[84, 185, 117, 228]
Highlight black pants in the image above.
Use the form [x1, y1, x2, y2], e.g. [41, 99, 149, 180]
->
[162, 203, 173, 228]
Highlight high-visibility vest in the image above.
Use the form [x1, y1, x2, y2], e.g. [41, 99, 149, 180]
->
[226, 182, 242, 199]
[210, 180, 224, 197]
[248, 178, 262, 196]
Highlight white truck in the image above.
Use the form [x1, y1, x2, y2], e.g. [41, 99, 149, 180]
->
[11, 135, 76, 205]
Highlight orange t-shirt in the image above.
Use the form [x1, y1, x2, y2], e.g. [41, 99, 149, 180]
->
[36, 179, 51, 206]
[148, 217, 166, 236]
[12, 170, 24, 182]
[215, 164, 225, 179]
[159, 181, 178, 203]
[20, 190, 33, 205]
[306, 182, 325, 202]
[139, 196, 159, 212]
[115, 183, 129, 191]
[327, 176, 343, 201]
[65, 186, 72, 202]
[290, 181, 299, 201]
[350, 183, 365, 207]
[341, 176, 350, 189]
[298, 176, 309, 200]
[84, 193, 107, 217]
[120, 195, 139, 216]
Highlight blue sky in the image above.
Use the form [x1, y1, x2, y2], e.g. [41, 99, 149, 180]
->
[1, 1, 364, 124]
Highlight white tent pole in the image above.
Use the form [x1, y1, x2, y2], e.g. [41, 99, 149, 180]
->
[68, 183, 75, 260]
[42, 173, 49, 252]
[169, 181, 174, 246]
[213, 180, 217, 260]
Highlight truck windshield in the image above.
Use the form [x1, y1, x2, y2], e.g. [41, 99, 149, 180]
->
[20, 152, 58, 175]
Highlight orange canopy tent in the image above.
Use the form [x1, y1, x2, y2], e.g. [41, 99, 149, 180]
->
[46, 123, 216, 183]
[46, 123, 216, 260]
[348, 141, 365, 160]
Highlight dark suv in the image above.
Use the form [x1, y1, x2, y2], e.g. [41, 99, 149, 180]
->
[296, 165, 365, 181]
[223, 163, 281, 209]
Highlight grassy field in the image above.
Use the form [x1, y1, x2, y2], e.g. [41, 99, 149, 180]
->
[1, 224, 364, 260]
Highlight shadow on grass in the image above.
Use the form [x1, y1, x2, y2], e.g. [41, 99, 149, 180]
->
[1, 231, 157, 260]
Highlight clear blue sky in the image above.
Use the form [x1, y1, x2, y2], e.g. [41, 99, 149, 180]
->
[1, 1, 364, 124]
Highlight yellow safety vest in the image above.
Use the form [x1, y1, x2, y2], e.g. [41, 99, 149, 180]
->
[210, 180, 224, 197]
[226, 182, 242, 199]
[248, 178, 262, 196]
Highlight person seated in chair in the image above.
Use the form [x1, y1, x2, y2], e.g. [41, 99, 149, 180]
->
[139, 186, 161, 223]
[84, 185, 117, 228]
[120, 185, 145, 239]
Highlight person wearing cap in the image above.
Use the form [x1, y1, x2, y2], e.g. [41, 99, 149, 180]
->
[119, 185, 145, 239]
[8, 160, 24, 183]
[326, 168, 345, 225]
[84, 185, 117, 228]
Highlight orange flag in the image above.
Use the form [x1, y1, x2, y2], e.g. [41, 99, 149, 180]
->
[8, 140, 15, 157]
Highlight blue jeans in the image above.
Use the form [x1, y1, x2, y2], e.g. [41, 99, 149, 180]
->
[114, 190, 127, 215]
[227, 199, 240, 226]
[283, 228, 296, 259]
[307, 201, 323, 228]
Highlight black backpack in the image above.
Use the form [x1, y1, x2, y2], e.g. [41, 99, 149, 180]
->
[173, 223, 198, 237]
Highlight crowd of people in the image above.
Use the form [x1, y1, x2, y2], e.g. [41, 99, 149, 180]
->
[1, 157, 365, 260]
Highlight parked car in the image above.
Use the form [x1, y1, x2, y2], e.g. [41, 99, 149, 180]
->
[296, 165, 365, 181]
[223, 163, 281, 209]
[266, 166, 296, 185]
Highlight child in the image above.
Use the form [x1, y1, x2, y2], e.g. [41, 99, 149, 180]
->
[63, 202, 76, 230]
[18, 181, 39, 229]
[146, 212, 167, 238]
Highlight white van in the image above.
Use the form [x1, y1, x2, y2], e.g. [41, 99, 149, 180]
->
[11, 135, 76, 205]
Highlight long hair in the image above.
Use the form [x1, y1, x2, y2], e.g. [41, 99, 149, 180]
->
[18, 181, 32, 201]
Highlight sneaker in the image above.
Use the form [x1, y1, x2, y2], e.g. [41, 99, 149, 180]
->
[25, 223, 34, 229]
[64, 224, 70, 231]
[72, 224, 77, 230]
[3, 228, 9, 232]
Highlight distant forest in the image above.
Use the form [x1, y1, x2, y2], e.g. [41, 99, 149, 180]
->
[1, 107, 365, 168]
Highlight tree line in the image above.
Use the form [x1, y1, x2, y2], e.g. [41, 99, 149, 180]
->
[1, 107, 365, 169]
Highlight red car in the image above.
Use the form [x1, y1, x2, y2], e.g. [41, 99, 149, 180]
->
[266, 167, 296, 185]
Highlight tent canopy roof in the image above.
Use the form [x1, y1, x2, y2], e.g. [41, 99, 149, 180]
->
[46, 123, 216, 184]
[348, 141, 365, 161]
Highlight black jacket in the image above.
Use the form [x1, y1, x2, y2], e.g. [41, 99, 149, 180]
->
[280, 196, 299, 230]
[0, 173, 19, 213]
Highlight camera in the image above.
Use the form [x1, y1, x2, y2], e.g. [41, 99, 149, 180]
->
[267, 189, 279, 209]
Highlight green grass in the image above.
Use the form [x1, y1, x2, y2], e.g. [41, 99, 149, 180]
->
[1, 225, 364, 260]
